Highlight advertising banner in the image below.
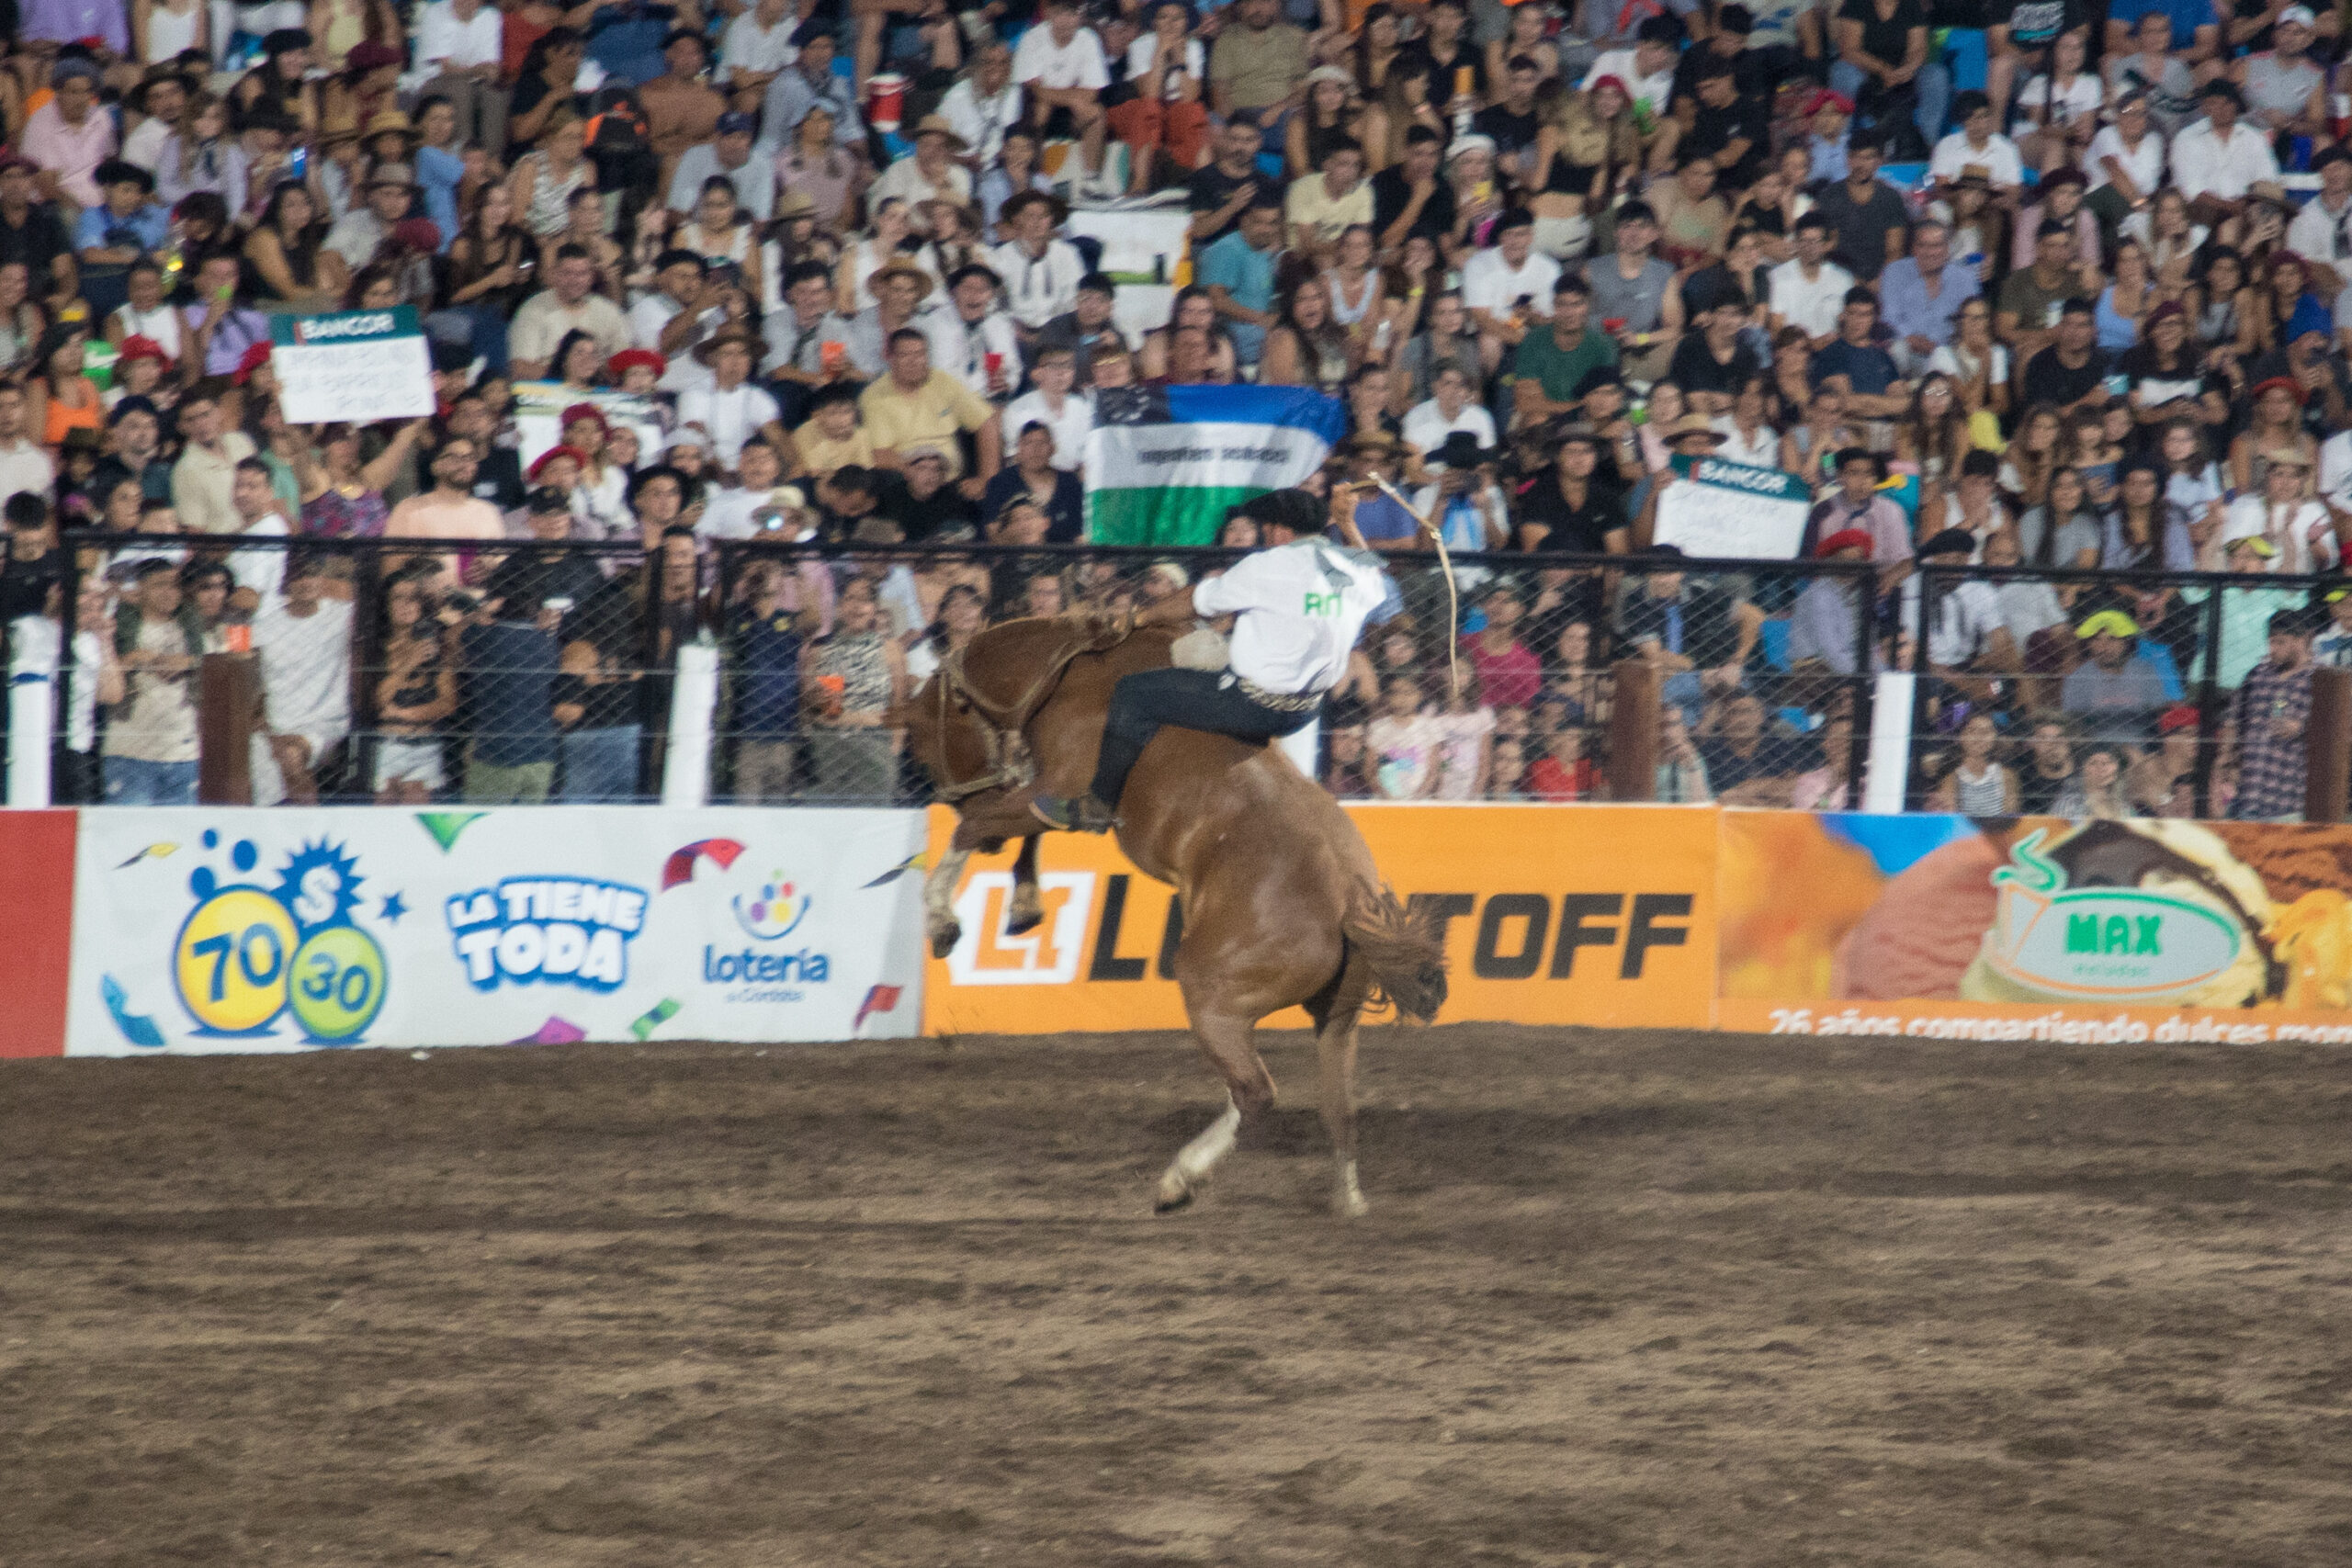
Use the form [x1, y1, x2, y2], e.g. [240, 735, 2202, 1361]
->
[270, 307, 436, 424]
[0, 810, 76, 1057]
[922, 804, 1719, 1036]
[1082, 385, 1346, 547]
[67, 807, 927, 1056]
[1719, 811, 2352, 1043]
[1652, 456, 1812, 560]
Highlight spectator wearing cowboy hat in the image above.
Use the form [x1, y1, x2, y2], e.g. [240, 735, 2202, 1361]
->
[839, 255, 957, 380]
[22, 56, 118, 216]
[1411, 431, 1511, 555]
[1899, 525, 2017, 705]
[871, 117, 976, 228]
[678, 325, 788, 468]
[666, 110, 773, 221]
[322, 158, 417, 273]
[1339, 430, 1420, 552]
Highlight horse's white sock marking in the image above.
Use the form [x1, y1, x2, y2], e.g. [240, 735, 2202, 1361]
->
[1333, 1159, 1368, 1218]
[1157, 1094, 1240, 1208]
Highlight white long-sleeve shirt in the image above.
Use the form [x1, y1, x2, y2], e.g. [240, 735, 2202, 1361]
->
[415, 0, 503, 70]
[2168, 118, 2279, 203]
[1191, 540, 1396, 695]
[989, 238, 1086, 329]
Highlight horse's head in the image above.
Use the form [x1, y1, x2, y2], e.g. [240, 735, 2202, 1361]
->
[893, 669, 1000, 801]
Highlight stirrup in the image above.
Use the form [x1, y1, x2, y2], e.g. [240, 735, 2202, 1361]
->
[1032, 794, 1116, 833]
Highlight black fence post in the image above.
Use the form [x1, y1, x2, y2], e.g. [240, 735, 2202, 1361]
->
[1850, 559, 1875, 804]
[2192, 580, 2228, 817]
[345, 542, 384, 805]
[1905, 564, 1939, 810]
[55, 547, 83, 805]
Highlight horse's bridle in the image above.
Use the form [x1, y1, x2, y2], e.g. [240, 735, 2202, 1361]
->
[928, 615, 1133, 805]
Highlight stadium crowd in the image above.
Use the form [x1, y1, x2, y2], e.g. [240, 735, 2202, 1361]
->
[0, 0, 2349, 815]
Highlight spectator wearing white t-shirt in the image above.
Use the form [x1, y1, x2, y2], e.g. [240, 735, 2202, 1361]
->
[1459, 212, 1561, 363]
[1928, 93, 2025, 195]
[249, 554, 354, 807]
[1767, 214, 1854, 346]
[1401, 361, 1498, 456]
[1012, 0, 1114, 198]
[938, 40, 1025, 169]
[415, 0, 507, 158]
[721, 0, 800, 107]
[999, 346, 1093, 471]
[2084, 90, 2167, 233]
[677, 328, 786, 466]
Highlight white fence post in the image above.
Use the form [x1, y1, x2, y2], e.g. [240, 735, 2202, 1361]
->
[662, 641, 720, 808]
[1862, 671, 1914, 815]
[6, 620, 54, 809]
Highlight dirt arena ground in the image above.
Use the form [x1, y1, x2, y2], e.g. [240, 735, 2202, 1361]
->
[5, 1024, 2352, 1567]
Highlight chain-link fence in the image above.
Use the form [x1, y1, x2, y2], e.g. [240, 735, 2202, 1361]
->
[1908, 561, 2348, 823]
[40, 531, 2352, 822]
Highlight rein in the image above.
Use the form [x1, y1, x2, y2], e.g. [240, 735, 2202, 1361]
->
[931, 616, 1132, 804]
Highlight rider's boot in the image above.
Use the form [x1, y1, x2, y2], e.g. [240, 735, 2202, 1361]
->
[1032, 793, 1117, 833]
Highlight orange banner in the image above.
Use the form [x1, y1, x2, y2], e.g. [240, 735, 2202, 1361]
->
[1718, 810, 2352, 1037]
[921, 805, 1720, 1036]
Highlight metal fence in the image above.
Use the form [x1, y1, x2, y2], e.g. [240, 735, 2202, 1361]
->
[12, 532, 2336, 820]
[1907, 560, 2348, 822]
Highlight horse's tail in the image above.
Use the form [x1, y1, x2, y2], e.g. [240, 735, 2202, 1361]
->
[1343, 884, 1448, 1025]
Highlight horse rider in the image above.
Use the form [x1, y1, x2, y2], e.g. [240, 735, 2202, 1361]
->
[1033, 484, 1405, 832]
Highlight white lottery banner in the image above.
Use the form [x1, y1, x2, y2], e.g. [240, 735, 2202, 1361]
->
[1652, 455, 1814, 560]
[66, 807, 928, 1056]
[270, 306, 437, 424]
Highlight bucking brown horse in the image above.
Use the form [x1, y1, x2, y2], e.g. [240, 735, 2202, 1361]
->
[899, 614, 1447, 1216]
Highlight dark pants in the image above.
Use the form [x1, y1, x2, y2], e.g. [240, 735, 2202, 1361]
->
[1090, 667, 1316, 808]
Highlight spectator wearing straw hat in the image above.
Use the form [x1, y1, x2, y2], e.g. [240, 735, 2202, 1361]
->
[678, 325, 787, 468]
[871, 117, 975, 227]
[2224, 446, 2336, 575]
[322, 159, 417, 272]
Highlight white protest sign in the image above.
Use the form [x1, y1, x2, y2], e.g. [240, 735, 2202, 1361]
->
[270, 306, 437, 424]
[1652, 455, 1814, 560]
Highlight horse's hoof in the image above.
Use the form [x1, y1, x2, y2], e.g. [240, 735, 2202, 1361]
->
[928, 922, 961, 960]
[1154, 1178, 1196, 1213]
[1333, 1190, 1371, 1220]
[1005, 895, 1044, 937]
